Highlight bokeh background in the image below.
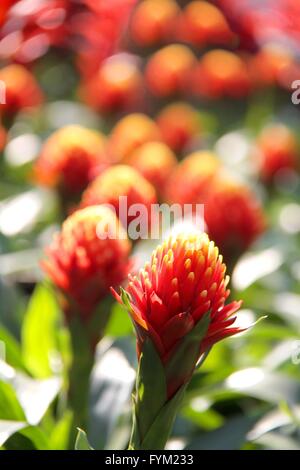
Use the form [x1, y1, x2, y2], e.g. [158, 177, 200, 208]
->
[0, 0, 300, 450]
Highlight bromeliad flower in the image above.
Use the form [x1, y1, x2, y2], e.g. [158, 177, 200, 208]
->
[204, 179, 266, 264]
[112, 232, 243, 449]
[42, 205, 131, 321]
[80, 164, 157, 231]
[156, 102, 202, 153]
[108, 113, 161, 162]
[0, 64, 43, 118]
[254, 124, 299, 182]
[125, 141, 177, 195]
[34, 125, 108, 197]
[164, 150, 221, 204]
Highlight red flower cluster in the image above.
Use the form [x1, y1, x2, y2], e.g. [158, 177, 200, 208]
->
[43, 205, 132, 320]
[113, 232, 242, 397]
[34, 125, 108, 196]
[80, 164, 157, 226]
[0, 64, 43, 117]
[254, 124, 299, 182]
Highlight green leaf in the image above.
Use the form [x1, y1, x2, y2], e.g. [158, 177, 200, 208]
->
[1, 358, 61, 425]
[165, 312, 210, 390]
[185, 414, 259, 450]
[19, 426, 50, 450]
[49, 411, 73, 450]
[0, 325, 25, 371]
[135, 339, 167, 443]
[75, 429, 93, 450]
[140, 384, 187, 450]
[105, 303, 133, 337]
[22, 283, 61, 378]
[0, 421, 27, 448]
[0, 381, 25, 421]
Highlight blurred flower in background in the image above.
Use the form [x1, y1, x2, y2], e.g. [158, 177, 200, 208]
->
[34, 125, 108, 198]
[42, 205, 132, 321]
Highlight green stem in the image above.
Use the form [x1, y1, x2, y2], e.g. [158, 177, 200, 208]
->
[67, 297, 113, 447]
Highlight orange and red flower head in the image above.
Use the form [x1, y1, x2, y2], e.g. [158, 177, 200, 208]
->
[80, 164, 157, 227]
[113, 232, 242, 397]
[79, 54, 143, 113]
[177, 1, 235, 47]
[194, 50, 251, 99]
[204, 179, 266, 261]
[125, 141, 177, 195]
[0, 65, 43, 117]
[254, 124, 299, 182]
[130, 0, 180, 47]
[164, 150, 221, 204]
[42, 205, 131, 320]
[156, 102, 202, 152]
[145, 44, 196, 98]
[34, 125, 108, 196]
[108, 113, 161, 162]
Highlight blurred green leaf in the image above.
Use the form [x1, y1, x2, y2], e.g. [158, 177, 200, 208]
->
[105, 303, 133, 337]
[49, 411, 73, 450]
[22, 283, 61, 378]
[88, 338, 136, 450]
[185, 415, 258, 450]
[1, 358, 61, 425]
[75, 429, 93, 450]
[0, 420, 27, 447]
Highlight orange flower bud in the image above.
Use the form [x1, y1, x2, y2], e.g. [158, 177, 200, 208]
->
[145, 44, 196, 97]
[34, 125, 108, 195]
[164, 150, 221, 204]
[79, 54, 144, 113]
[125, 141, 177, 194]
[204, 179, 266, 260]
[130, 0, 180, 47]
[177, 1, 235, 47]
[108, 113, 161, 161]
[254, 124, 299, 182]
[156, 102, 201, 152]
[80, 164, 157, 226]
[0, 64, 43, 116]
[42, 205, 132, 320]
[194, 50, 251, 99]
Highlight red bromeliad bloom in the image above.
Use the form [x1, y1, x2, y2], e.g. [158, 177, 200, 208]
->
[204, 179, 266, 261]
[177, 1, 235, 48]
[145, 44, 196, 98]
[112, 232, 242, 397]
[42, 205, 132, 321]
[254, 124, 299, 182]
[80, 164, 157, 227]
[164, 150, 221, 205]
[193, 50, 251, 99]
[156, 102, 202, 153]
[79, 53, 144, 114]
[129, 0, 180, 48]
[34, 125, 108, 196]
[108, 113, 162, 162]
[0, 64, 43, 117]
[125, 141, 177, 195]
